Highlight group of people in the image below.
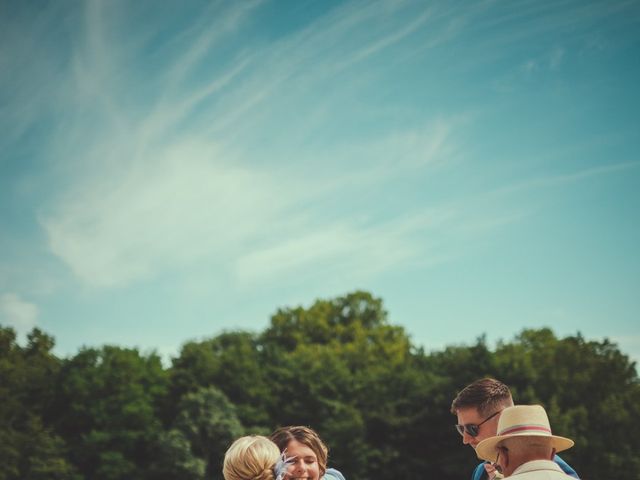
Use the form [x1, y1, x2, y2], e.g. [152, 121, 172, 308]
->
[222, 378, 580, 480]
[223, 426, 345, 480]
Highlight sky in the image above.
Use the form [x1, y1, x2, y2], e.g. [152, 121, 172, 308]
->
[1, 0, 639, 366]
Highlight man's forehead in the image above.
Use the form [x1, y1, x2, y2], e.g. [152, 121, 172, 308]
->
[456, 406, 483, 422]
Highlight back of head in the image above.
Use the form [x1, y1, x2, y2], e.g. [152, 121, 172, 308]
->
[500, 436, 554, 467]
[501, 436, 553, 455]
[270, 426, 328, 476]
[223, 436, 280, 480]
[451, 378, 514, 416]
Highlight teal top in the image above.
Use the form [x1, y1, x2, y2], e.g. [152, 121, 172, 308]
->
[324, 468, 346, 480]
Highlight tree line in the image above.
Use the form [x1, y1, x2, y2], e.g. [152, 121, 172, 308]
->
[1, 291, 639, 480]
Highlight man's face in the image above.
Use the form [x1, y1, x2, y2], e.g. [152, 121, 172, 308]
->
[455, 407, 501, 449]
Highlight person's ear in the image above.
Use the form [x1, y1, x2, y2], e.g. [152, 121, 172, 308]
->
[498, 447, 509, 470]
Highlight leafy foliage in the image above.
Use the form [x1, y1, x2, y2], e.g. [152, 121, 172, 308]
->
[0, 328, 79, 480]
[150, 386, 243, 480]
[1, 291, 638, 480]
[50, 346, 168, 480]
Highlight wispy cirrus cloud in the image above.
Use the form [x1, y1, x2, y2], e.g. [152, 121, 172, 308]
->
[19, 0, 634, 294]
[34, 0, 475, 290]
[234, 208, 456, 286]
[489, 160, 640, 198]
[40, 116, 466, 288]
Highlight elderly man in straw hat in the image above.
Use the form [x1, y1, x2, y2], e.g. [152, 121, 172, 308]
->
[475, 405, 575, 479]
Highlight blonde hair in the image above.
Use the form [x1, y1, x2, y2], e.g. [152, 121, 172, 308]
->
[223, 436, 281, 480]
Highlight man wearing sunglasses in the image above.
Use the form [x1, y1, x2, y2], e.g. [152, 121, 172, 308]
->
[450, 378, 579, 480]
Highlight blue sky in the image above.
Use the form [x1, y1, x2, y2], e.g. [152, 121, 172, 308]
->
[1, 0, 639, 365]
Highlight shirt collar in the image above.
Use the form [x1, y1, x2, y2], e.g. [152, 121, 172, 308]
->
[512, 459, 564, 475]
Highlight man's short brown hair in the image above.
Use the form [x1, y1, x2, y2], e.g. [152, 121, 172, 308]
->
[450, 378, 513, 416]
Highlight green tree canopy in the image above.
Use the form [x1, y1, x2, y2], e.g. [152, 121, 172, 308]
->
[0, 327, 78, 480]
[51, 345, 168, 480]
[2, 291, 639, 480]
[151, 386, 244, 480]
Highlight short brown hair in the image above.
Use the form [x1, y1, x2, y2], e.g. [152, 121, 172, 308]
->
[269, 426, 328, 476]
[450, 378, 513, 416]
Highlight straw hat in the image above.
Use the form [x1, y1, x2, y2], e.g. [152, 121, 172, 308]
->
[475, 405, 574, 461]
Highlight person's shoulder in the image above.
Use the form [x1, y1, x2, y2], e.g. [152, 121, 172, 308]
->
[323, 468, 346, 480]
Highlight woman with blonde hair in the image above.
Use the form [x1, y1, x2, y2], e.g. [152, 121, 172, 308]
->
[223, 435, 291, 480]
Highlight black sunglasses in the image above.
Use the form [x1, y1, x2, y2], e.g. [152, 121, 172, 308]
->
[455, 410, 501, 437]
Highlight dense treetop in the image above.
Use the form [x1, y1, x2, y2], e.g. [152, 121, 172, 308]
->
[1, 291, 638, 480]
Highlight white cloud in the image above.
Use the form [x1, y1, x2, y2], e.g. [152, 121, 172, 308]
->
[38, 1, 466, 290]
[234, 224, 408, 286]
[234, 209, 457, 286]
[40, 124, 462, 289]
[33, 0, 503, 292]
[489, 160, 640, 197]
[0, 293, 39, 338]
[41, 139, 292, 287]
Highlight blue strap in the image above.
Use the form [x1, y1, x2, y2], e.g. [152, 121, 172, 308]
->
[554, 454, 579, 479]
[472, 462, 487, 480]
